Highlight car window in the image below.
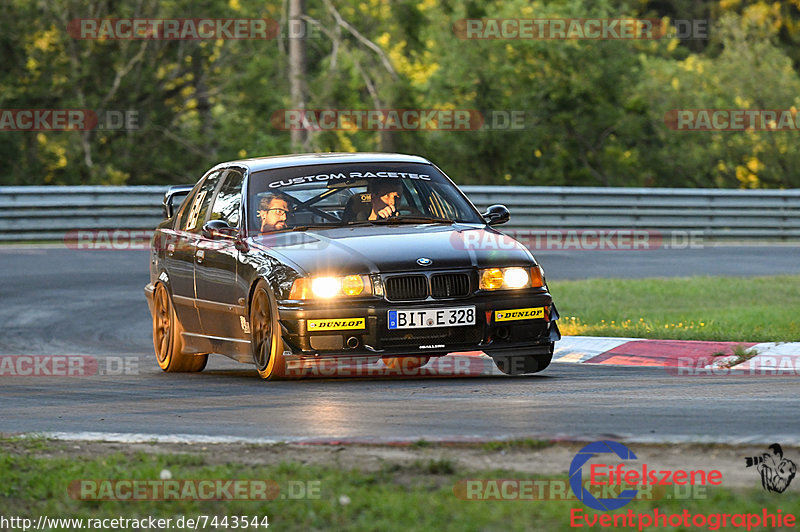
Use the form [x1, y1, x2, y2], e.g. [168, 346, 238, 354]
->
[183, 170, 222, 233]
[174, 183, 200, 231]
[247, 163, 483, 231]
[210, 168, 244, 228]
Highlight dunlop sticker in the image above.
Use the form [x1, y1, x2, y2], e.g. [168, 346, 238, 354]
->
[495, 307, 545, 322]
[308, 318, 365, 331]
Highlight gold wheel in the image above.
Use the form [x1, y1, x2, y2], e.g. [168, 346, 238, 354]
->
[152, 283, 207, 372]
[250, 282, 286, 380]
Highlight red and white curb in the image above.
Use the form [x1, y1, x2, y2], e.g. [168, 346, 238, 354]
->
[552, 336, 800, 372]
[274, 336, 800, 377]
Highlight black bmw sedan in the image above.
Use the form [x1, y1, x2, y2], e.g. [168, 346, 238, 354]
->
[145, 152, 560, 379]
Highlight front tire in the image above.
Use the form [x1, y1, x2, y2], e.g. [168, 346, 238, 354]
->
[250, 281, 286, 380]
[491, 344, 553, 375]
[152, 283, 207, 372]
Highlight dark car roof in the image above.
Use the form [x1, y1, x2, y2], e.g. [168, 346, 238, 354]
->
[216, 152, 433, 173]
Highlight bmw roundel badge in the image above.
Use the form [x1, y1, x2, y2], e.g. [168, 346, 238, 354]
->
[416, 257, 432, 266]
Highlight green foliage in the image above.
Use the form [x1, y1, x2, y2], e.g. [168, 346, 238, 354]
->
[637, 12, 800, 187]
[2, 0, 800, 187]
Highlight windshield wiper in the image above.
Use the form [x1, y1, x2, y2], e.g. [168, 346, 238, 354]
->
[343, 216, 455, 226]
[280, 224, 341, 232]
[370, 216, 455, 224]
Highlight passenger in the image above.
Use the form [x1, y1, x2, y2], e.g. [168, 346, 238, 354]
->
[257, 194, 290, 232]
[343, 180, 403, 222]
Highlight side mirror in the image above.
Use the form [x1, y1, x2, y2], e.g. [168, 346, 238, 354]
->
[482, 204, 510, 226]
[202, 219, 238, 240]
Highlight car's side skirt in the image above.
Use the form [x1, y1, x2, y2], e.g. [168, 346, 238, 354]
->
[193, 297, 247, 316]
[172, 293, 196, 310]
[182, 332, 252, 364]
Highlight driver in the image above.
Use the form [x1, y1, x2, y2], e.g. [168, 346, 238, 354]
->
[257, 193, 290, 232]
[343, 180, 403, 222]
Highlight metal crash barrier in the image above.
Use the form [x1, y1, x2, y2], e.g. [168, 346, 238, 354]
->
[0, 185, 798, 242]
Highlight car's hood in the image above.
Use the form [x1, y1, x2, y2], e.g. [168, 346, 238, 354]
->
[250, 224, 536, 275]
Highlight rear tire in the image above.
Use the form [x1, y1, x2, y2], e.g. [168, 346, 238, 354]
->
[491, 344, 553, 375]
[152, 283, 207, 372]
[250, 281, 286, 380]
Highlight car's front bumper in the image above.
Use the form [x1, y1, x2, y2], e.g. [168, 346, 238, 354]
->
[276, 289, 559, 358]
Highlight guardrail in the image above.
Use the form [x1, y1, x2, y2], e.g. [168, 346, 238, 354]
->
[1, 185, 799, 242]
[462, 186, 800, 240]
[0, 186, 166, 242]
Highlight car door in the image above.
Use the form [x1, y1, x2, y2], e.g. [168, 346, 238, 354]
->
[166, 170, 223, 334]
[194, 167, 247, 340]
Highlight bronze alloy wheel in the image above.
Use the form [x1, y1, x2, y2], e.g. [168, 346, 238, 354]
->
[152, 283, 207, 372]
[250, 281, 286, 379]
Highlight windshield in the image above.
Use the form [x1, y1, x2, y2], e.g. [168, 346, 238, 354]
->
[247, 162, 483, 233]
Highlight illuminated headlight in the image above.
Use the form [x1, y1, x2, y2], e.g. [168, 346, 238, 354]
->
[479, 266, 545, 290]
[502, 267, 529, 288]
[312, 277, 341, 298]
[289, 275, 372, 299]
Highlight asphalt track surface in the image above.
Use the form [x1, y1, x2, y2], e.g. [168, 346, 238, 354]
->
[1, 246, 799, 444]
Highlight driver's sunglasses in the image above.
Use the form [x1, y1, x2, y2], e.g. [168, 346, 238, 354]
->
[264, 208, 289, 216]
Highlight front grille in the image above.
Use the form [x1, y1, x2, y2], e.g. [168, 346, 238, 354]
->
[431, 273, 470, 298]
[385, 275, 428, 301]
[380, 326, 483, 349]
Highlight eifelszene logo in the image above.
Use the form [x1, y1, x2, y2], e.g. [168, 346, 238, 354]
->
[570, 441, 639, 511]
[569, 440, 723, 512]
[745, 444, 797, 493]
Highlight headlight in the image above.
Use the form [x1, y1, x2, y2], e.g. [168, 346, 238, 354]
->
[311, 277, 341, 298]
[479, 266, 545, 290]
[289, 275, 372, 299]
[503, 267, 529, 288]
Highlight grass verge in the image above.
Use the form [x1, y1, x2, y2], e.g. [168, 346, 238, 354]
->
[551, 275, 800, 342]
[2, 438, 800, 531]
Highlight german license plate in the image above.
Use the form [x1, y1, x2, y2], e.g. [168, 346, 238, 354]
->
[388, 306, 476, 329]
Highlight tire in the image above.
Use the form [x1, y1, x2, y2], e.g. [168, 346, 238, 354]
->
[491, 344, 553, 376]
[250, 281, 286, 380]
[152, 283, 208, 372]
[382, 356, 430, 371]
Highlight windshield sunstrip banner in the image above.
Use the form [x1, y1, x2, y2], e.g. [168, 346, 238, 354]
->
[251, 164, 443, 189]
